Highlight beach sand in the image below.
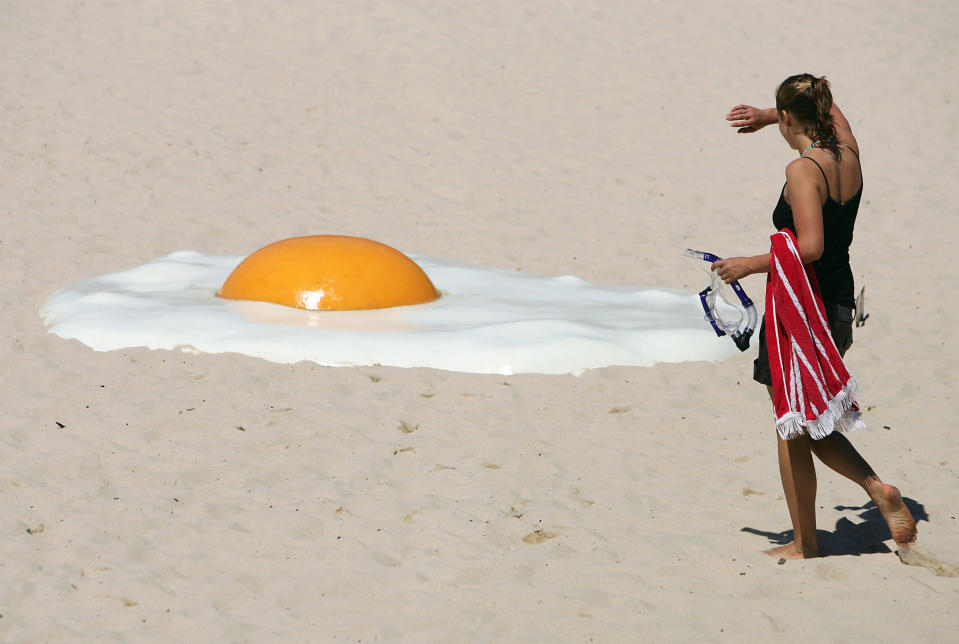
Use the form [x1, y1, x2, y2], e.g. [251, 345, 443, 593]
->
[4, 1, 958, 640]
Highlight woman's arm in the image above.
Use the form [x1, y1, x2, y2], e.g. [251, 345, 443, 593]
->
[726, 105, 778, 133]
[782, 160, 825, 263]
[711, 160, 825, 283]
[830, 103, 859, 153]
[711, 252, 769, 283]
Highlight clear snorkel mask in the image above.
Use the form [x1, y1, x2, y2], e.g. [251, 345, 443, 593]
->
[684, 249, 758, 352]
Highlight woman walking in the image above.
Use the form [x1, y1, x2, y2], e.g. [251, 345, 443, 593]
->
[713, 74, 917, 559]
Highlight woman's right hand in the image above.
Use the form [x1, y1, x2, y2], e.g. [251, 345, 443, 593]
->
[725, 105, 775, 133]
[711, 257, 754, 283]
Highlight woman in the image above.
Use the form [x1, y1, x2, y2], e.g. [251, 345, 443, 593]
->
[713, 74, 917, 559]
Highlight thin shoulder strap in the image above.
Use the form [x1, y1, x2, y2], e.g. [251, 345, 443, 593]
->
[845, 144, 860, 160]
[802, 156, 831, 195]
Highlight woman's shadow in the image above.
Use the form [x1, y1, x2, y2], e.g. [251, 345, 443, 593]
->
[742, 496, 927, 556]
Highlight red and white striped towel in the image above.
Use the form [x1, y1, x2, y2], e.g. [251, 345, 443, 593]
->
[766, 229, 865, 440]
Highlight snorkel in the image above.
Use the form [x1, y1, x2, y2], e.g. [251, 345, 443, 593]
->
[685, 249, 758, 352]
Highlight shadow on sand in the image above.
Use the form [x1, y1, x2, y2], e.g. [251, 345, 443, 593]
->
[741, 496, 928, 557]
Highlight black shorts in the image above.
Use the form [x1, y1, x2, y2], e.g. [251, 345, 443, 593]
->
[753, 304, 854, 386]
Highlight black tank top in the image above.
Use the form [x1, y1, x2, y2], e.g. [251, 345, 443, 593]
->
[772, 147, 862, 307]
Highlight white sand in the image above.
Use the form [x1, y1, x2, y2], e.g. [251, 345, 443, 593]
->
[4, 1, 959, 641]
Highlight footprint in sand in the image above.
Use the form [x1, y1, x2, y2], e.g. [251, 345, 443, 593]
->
[523, 529, 557, 544]
[815, 564, 847, 581]
[898, 544, 959, 577]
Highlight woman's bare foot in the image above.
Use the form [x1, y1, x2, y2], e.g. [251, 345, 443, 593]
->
[764, 542, 819, 560]
[873, 483, 917, 546]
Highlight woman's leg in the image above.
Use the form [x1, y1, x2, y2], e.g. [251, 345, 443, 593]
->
[807, 432, 875, 487]
[769, 433, 821, 558]
[766, 384, 821, 558]
[808, 432, 917, 546]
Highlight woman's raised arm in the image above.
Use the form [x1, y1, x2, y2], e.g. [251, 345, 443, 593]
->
[725, 104, 778, 133]
[830, 103, 859, 152]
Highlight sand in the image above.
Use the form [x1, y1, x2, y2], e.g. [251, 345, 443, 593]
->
[4, 1, 959, 641]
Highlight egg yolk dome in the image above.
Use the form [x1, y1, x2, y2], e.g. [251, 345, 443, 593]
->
[217, 235, 439, 311]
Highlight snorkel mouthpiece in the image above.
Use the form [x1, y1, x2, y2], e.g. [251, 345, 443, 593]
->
[731, 327, 754, 352]
[686, 249, 758, 352]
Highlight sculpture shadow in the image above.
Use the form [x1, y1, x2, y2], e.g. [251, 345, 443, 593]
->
[742, 496, 927, 557]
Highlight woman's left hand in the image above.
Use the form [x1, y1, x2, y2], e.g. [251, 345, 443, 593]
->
[711, 257, 752, 283]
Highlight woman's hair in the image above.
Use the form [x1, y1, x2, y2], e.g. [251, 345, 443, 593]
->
[775, 74, 841, 158]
